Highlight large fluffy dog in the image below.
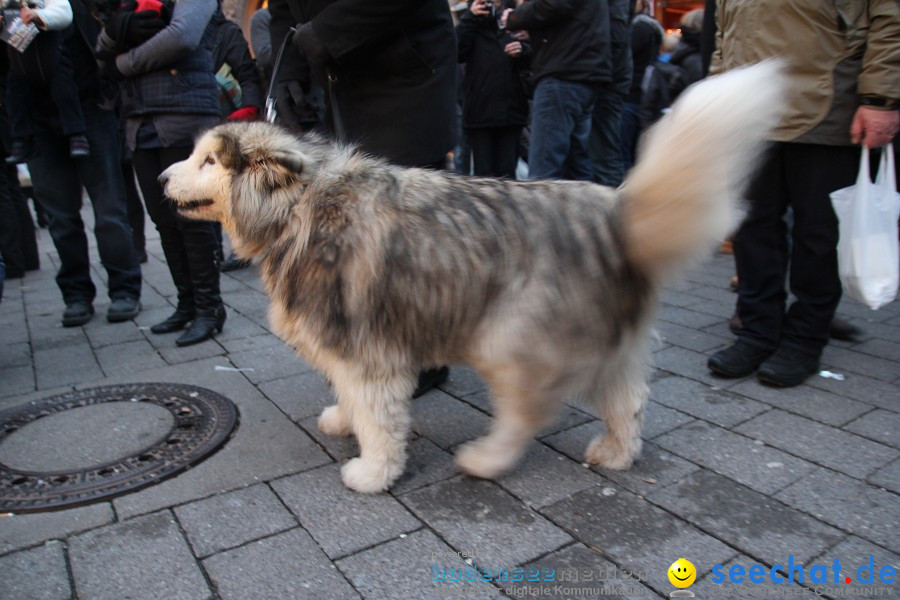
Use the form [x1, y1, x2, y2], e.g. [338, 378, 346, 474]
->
[161, 63, 783, 493]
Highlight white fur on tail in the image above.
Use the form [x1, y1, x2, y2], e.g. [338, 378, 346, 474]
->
[621, 60, 785, 278]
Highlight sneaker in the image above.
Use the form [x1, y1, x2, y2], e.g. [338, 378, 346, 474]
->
[6, 139, 36, 164]
[708, 341, 774, 378]
[757, 346, 820, 388]
[107, 297, 141, 322]
[62, 300, 94, 327]
[412, 366, 450, 399]
[69, 134, 91, 158]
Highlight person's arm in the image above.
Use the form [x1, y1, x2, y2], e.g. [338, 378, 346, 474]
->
[23, 0, 72, 30]
[222, 23, 263, 110]
[505, 0, 573, 31]
[708, 0, 725, 76]
[112, 0, 216, 78]
[850, 0, 900, 147]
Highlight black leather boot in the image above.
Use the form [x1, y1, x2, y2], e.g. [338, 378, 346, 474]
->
[151, 235, 196, 334]
[175, 223, 225, 347]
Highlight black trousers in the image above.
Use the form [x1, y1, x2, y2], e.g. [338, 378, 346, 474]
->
[465, 126, 521, 178]
[734, 142, 859, 356]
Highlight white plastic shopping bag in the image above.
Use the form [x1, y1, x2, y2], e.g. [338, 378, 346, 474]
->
[830, 145, 900, 310]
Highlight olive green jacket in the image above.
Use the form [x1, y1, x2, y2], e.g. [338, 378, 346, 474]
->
[710, 0, 900, 145]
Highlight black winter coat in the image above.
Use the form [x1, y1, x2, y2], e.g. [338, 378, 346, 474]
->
[269, 0, 457, 168]
[668, 30, 704, 88]
[506, 0, 610, 86]
[457, 10, 529, 129]
[212, 11, 264, 112]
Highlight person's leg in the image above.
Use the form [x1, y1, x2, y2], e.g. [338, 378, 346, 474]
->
[122, 157, 146, 262]
[0, 162, 26, 277]
[780, 143, 858, 355]
[76, 107, 141, 306]
[618, 101, 642, 173]
[4, 70, 37, 162]
[528, 78, 578, 179]
[708, 143, 788, 377]
[466, 127, 493, 177]
[564, 83, 598, 181]
[589, 87, 626, 187]
[27, 127, 95, 308]
[493, 126, 522, 179]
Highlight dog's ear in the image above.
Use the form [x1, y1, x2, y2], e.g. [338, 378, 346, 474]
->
[215, 132, 246, 173]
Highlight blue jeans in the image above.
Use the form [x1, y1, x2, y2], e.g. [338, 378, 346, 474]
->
[528, 78, 597, 180]
[28, 105, 141, 304]
[589, 87, 626, 187]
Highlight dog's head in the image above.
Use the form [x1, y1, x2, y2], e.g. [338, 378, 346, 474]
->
[160, 122, 328, 254]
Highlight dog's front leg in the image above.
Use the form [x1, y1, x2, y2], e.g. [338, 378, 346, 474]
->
[332, 375, 414, 493]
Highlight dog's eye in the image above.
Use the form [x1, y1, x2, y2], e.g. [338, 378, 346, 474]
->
[204, 155, 216, 166]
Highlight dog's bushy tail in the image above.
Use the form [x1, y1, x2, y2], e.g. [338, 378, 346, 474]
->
[620, 60, 785, 279]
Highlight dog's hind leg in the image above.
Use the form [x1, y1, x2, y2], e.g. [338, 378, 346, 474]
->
[585, 349, 649, 470]
[455, 367, 560, 480]
[318, 404, 353, 437]
[332, 373, 415, 493]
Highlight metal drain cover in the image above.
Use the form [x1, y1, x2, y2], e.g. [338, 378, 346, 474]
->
[0, 383, 238, 513]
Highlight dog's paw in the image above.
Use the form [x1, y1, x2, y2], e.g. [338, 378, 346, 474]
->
[585, 436, 635, 470]
[318, 405, 352, 437]
[455, 439, 516, 480]
[340, 458, 399, 494]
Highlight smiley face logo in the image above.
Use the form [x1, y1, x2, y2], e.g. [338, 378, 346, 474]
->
[668, 558, 696, 588]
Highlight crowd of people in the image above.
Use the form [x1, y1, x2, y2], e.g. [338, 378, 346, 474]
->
[0, 0, 897, 391]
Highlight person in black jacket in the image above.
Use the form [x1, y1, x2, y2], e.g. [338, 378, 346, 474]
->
[502, 0, 610, 180]
[21, 0, 142, 326]
[268, 0, 457, 169]
[457, 0, 529, 178]
[669, 8, 704, 89]
[269, 0, 458, 396]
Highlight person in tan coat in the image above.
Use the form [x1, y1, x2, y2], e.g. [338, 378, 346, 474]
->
[707, 0, 899, 387]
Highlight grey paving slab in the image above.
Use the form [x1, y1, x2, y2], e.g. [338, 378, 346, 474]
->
[391, 437, 459, 495]
[271, 464, 421, 559]
[728, 378, 873, 427]
[69, 511, 210, 600]
[656, 320, 731, 353]
[228, 341, 312, 385]
[542, 425, 700, 496]
[438, 364, 488, 397]
[852, 337, 900, 362]
[95, 339, 168, 377]
[502, 543, 662, 600]
[26, 314, 89, 352]
[657, 305, 725, 330]
[843, 409, 900, 448]
[0, 342, 31, 369]
[868, 458, 900, 494]
[212, 310, 273, 342]
[336, 528, 499, 600]
[34, 343, 103, 389]
[655, 421, 816, 495]
[648, 469, 845, 565]
[495, 443, 601, 509]
[111, 374, 331, 520]
[805, 370, 900, 411]
[0, 541, 71, 600]
[0, 502, 114, 554]
[642, 400, 697, 439]
[823, 347, 899, 383]
[541, 483, 737, 595]
[258, 370, 334, 422]
[154, 337, 227, 364]
[0, 365, 35, 398]
[203, 526, 359, 599]
[402, 477, 572, 568]
[653, 345, 744, 388]
[650, 376, 770, 427]
[216, 331, 283, 355]
[83, 320, 147, 349]
[812, 536, 900, 599]
[411, 390, 491, 450]
[174, 483, 298, 557]
[775, 468, 900, 553]
[735, 410, 896, 480]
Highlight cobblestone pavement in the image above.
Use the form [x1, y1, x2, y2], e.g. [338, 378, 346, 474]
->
[0, 209, 897, 600]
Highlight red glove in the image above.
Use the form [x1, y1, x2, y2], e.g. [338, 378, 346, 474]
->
[133, 0, 163, 14]
[227, 106, 259, 121]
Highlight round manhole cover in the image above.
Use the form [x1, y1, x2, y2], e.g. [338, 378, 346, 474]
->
[0, 384, 239, 513]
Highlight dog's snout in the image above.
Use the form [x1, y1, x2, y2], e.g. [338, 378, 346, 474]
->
[158, 171, 169, 188]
